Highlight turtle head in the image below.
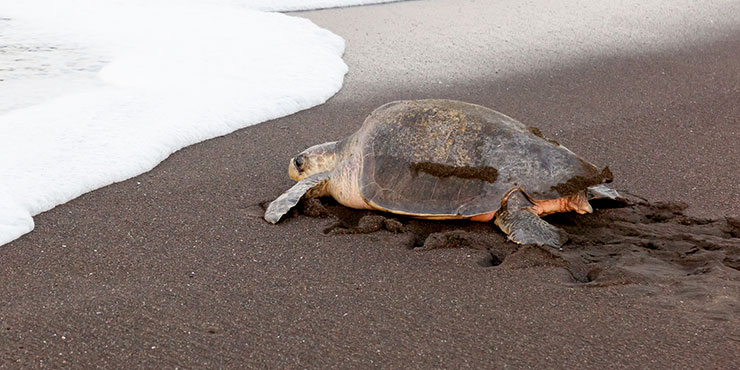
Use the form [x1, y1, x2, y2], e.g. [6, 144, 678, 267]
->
[288, 141, 339, 181]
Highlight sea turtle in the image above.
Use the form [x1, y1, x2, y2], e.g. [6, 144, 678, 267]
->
[264, 99, 618, 247]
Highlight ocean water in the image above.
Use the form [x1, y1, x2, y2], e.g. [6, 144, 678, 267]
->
[0, 0, 401, 246]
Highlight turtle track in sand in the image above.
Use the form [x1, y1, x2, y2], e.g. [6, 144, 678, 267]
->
[288, 197, 740, 320]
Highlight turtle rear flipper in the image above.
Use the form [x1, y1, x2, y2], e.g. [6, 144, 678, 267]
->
[264, 172, 330, 224]
[587, 184, 621, 200]
[494, 208, 567, 248]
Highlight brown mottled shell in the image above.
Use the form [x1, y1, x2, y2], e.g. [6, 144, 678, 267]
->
[351, 99, 611, 217]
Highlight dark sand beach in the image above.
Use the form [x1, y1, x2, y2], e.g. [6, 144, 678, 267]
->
[2, 1, 739, 368]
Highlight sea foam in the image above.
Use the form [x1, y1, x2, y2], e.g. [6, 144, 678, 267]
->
[0, 0, 400, 246]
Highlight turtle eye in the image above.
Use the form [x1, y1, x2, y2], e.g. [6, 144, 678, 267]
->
[294, 154, 305, 169]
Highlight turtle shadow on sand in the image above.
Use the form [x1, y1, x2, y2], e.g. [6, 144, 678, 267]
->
[268, 195, 740, 320]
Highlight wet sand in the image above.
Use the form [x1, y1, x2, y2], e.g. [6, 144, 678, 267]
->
[2, 1, 739, 368]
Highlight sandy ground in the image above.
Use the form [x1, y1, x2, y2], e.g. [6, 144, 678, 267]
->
[2, 1, 739, 368]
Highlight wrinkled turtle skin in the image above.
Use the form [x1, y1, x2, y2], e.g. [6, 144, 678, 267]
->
[348, 99, 612, 217]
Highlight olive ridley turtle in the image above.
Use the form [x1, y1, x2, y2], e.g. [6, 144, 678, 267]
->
[264, 99, 618, 247]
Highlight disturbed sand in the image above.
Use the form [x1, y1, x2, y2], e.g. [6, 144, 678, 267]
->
[2, 1, 740, 368]
[293, 196, 739, 321]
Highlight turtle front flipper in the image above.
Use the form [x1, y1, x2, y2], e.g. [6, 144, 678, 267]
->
[494, 208, 567, 248]
[264, 172, 331, 224]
